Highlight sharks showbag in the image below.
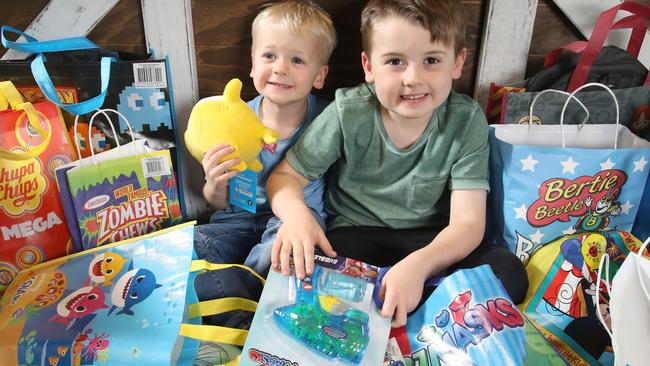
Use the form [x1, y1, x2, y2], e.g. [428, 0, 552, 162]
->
[398, 266, 567, 366]
[487, 83, 650, 263]
[0, 223, 257, 366]
[522, 230, 643, 366]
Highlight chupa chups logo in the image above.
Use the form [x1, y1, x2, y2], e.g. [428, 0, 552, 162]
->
[96, 188, 169, 245]
[248, 348, 299, 366]
[527, 169, 627, 227]
[408, 291, 524, 365]
[0, 159, 47, 217]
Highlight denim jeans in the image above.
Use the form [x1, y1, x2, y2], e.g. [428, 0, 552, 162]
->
[192, 209, 325, 328]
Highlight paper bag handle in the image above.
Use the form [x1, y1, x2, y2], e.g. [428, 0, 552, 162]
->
[596, 252, 613, 338]
[560, 82, 620, 149]
[85, 108, 137, 164]
[0, 81, 52, 160]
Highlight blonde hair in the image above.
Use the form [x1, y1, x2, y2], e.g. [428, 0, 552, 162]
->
[252, 0, 337, 64]
[361, 0, 465, 56]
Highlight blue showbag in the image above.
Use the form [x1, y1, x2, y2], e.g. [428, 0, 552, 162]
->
[403, 266, 566, 365]
[487, 84, 650, 263]
[0, 222, 253, 366]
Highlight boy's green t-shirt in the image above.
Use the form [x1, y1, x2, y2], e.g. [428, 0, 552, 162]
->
[286, 83, 489, 230]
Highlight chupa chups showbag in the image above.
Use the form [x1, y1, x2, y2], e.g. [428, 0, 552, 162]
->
[0, 81, 76, 295]
[66, 149, 182, 249]
[487, 83, 650, 263]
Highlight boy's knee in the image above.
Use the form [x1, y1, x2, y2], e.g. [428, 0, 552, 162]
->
[489, 248, 528, 304]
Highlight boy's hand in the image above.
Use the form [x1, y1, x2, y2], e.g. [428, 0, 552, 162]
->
[379, 255, 428, 327]
[271, 213, 336, 280]
[203, 144, 241, 191]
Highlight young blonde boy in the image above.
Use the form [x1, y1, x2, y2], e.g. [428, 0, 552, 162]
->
[267, 0, 527, 327]
[193, 0, 337, 325]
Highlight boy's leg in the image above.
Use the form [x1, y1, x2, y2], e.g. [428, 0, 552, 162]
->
[327, 225, 528, 304]
[448, 243, 528, 304]
[243, 210, 327, 298]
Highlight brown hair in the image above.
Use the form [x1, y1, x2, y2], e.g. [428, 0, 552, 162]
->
[252, 0, 337, 64]
[361, 0, 465, 56]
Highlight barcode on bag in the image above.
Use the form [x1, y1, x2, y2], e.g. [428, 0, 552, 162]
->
[142, 156, 171, 178]
[133, 62, 167, 88]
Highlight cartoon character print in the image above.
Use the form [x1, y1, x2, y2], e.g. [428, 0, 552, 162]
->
[49, 281, 109, 327]
[88, 252, 127, 286]
[69, 123, 111, 158]
[117, 84, 172, 133]
[575, 190, 622, 232]
[108, 262, 162, 316]
[72, 329, 110, 365]
[542, 237, 611, 358]
[1, 270, 67, 322]
[631, 105, 650, 136]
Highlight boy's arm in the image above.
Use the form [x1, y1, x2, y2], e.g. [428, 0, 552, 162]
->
[267, 159, 336, 279]
[380, 189, 486, 326]
[202, 144, 241, 210]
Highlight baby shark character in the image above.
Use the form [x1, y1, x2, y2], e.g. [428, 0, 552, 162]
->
[108, 263, 162, 316]
[88, 252, 127, 286]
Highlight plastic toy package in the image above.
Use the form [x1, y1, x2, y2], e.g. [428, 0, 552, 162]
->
[241, 255, 391, 366]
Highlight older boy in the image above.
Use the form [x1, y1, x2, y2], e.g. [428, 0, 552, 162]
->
[267, 0, 527, 326]
[193, 0, 337, 320]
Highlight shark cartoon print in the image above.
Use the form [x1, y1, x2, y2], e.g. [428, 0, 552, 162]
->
[49, 283, 109, 326]
[108, 263, 162, 316]
[88, 252, 127, 286]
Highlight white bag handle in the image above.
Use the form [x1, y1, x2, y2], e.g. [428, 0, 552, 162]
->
[596, 252, 613, 338]
[88, 108, 137, 164]
[560, 82, 620, 149]
[528, 89, 590, 127]
[73, 110, 120, 160]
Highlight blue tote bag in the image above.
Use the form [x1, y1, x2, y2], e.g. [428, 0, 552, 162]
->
[0, 222, 259, 365]
[487, 83, 650, 264]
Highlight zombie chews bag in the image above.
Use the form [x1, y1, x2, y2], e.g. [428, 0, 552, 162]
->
[487, 123, 650, 263]
[393, 266, 567, 365]
[65, 149, 182, 249]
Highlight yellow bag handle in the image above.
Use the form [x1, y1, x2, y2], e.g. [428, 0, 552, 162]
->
[187, 297, 257, 320]
[180, 323, 249, 346]
[190, 260, 266, 285]
[0, 81, 52, 160]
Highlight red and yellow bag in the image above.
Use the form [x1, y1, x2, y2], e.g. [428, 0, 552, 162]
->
[0, 81, 77, 294]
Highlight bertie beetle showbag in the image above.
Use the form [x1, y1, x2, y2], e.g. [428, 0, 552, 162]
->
[488, 83, 650, 263]
[241, 255, 391, 366]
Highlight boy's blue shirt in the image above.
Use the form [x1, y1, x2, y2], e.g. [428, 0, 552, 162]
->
[211, 94, 328, 221]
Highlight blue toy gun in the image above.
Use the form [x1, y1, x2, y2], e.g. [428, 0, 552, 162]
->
[273, 266, 370, 364]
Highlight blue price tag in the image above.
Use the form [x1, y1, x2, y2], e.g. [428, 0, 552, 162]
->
[229, 169, 257, 213]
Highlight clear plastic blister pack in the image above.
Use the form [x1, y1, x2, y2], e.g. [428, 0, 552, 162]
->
[241, 255, 391, 365]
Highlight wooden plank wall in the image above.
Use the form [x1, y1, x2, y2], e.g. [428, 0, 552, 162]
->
[1, 0, 581, 102]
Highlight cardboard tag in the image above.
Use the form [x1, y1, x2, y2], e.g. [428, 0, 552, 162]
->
[229, 169, 257, 213]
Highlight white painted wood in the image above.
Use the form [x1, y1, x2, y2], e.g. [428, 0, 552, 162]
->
[552, 0, 650, 67]
[141, 0, 208, 219]
[1, 0, 119, 60]
[474, 0, 538, 109]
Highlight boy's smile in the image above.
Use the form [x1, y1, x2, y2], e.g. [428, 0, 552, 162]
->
[362, 16, 466, 128]
[250, 25, 328, 108]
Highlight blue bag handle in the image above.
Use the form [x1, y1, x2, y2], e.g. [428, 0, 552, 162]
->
[2, 26, 116, 115]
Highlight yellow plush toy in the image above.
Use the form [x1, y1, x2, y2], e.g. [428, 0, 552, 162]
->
[184, 78, 279, 172]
